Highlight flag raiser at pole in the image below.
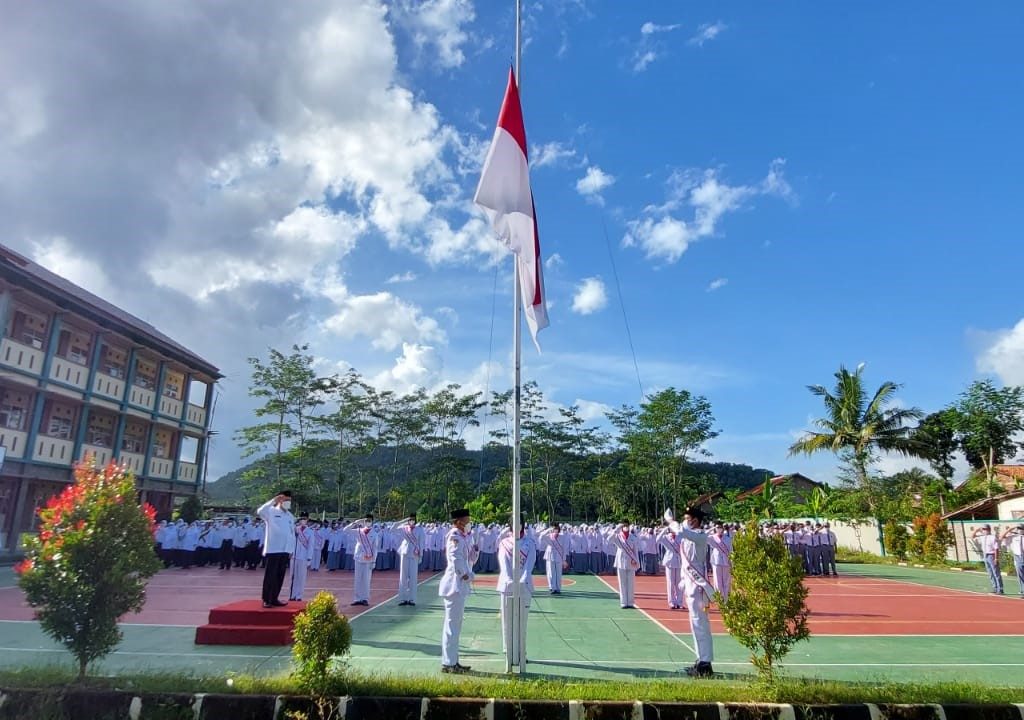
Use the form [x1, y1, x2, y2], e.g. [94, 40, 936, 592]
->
[474, 67, 549, 350]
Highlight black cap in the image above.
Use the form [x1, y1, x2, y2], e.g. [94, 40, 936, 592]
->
[364, 513, 374, 521]
[451, 508, 470, 520]
[299, 511, 309, 519]
[408, 512, 417, 520]
[684, 506, 706, 522]
[277, 490, 292, 498]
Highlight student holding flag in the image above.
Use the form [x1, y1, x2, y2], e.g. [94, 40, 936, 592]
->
[605, 521, 641, 608]
[665, 507, 716, 677]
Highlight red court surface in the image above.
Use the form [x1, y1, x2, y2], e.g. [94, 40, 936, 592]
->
[600, 571, 1024, 636]
[0, 566, 436, 627]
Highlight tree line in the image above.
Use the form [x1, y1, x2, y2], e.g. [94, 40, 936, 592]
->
[230, 347, 1024, 524]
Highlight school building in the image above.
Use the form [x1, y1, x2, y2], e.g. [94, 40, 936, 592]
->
[0, 244, 220, 554]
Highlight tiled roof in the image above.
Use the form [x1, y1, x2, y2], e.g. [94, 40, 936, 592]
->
[942, 488, 1024, 521]
[0, 243, 220, 377]
[736, 473, 820, 500]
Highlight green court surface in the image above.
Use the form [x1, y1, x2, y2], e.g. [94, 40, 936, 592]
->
[0, 563, 1021, 684]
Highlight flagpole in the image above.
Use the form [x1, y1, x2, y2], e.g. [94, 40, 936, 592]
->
[509, 0, 523, 676]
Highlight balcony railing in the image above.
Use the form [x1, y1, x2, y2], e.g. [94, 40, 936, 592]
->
[33, 436, 74, 464]
[80, 444, 113, 467]
[0, 428, 28, 459]
[0, 337, 44, 375]
[159, 395, 183, 419]
[92, 372, 126, 402]
[148, 456, 174, 479]
[128, 384, 156, 410]
[49, 356, 89, 390]
[185, 404, 206, 426]
[119, 451, 145, 475]
[177, 462, 198, 483]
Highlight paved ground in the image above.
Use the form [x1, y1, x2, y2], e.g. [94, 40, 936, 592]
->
[1, 562, 1021, 683]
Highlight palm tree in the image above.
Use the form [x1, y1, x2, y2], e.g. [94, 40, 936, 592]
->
[789, 364, 923, 512]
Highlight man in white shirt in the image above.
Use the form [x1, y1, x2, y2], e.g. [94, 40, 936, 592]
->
[666, 507, 715, 678]
[497, 517, 537, 666]
[605, 522, 640, 608]
[257, 490, 296, 607]
[1000, 524, 1024, 597]
[708, 524, 732, 602]
[538, 523, 570, 594]
[346, 514, 379, 606]
[439, 508, 478, 673]
[973, 524, 1004, 594]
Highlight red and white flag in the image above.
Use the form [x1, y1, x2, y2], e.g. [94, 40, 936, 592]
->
[474, 67, 549, 350]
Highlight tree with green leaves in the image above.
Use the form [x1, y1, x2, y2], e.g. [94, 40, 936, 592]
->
[949, 380, 1024, 494]
[912, 410, 960, 484]
[719, 519, 810, 683]
[234, 345, 323, 503]
[789, 364, 923, 513]
[312, 369, 373, 516]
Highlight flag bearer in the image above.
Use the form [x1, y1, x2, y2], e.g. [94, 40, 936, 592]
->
[439, 508, 478, 674]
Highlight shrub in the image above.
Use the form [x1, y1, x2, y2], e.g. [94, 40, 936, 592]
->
[906, 516, 927, 559]
[292, 591, 352, 694]
[922, 513, 953, 564]
[882, 519, 909, 559]
[719, 520, 810, 683]
[177, 494, 204, 524]
[16, 462, 162, 679]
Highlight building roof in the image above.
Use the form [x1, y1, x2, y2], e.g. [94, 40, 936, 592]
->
[736, 473, 820, 501]
[953, 465, 1024, 493]
[0, 243, 220, 378]
[942, 488, 1024, 521]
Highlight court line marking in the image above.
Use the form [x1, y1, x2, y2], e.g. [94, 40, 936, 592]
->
[0, 646, 286, 660]
[594, 574, 696, 656]
[338, 656, 1024, 668]
[834, 570, 1011, 599]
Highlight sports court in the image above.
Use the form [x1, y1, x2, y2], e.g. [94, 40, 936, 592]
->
[0, 563, 1021, 684]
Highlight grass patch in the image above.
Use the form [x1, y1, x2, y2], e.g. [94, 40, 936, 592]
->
[1, 667, 1022, 705]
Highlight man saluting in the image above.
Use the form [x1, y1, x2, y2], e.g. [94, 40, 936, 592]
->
[439, 508, 478, 674]
[257, 490, 296, 608]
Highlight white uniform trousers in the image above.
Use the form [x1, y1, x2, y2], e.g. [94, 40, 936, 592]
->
[398, 553, 419, 603]
[353, 562, 373, 603]
[441, 592, 468, 667]
[711, 564, 731, 602]
[500, 592, 530, 665]
[289, 560, 309, 601]
[683, 581, 714, 663]
[616, 568, 636, 607]
[309, 548, 321, 571]
[546, 558, 563, 592]
[664, 566, 682, 607]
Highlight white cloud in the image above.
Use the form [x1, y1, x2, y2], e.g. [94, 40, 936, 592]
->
[571, 277, 608, 315]
[632, 50, 657, 73]
[707, 278, 728, 292]
[689, 21, 727, 47]
[371, 342, 443, 394]
[386, 271, 417, 284]
[390, 0, 476, 69]
[641, 22, 681, 35]
[624, 160, 794, 263]
[575, 398, 612, 421]
[976, 318, 1024, 386]
[323, 291, 446, 352]
[545, 253, 564, 270]
[532, 141, 576, 168]
[575, 165, 615, 200]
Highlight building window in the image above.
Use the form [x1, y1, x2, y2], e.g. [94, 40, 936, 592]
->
[46, 417, 73, 440]
[122, 435, 145, 454]
[67, 348, 89, 365]
[0, 404, 24, 431]
[153, 442, 168, 459]
[135, 374, 155, 390]
[21, 328, 45, 349]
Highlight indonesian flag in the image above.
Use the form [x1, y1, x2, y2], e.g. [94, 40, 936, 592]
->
[474, 68, 549, 350]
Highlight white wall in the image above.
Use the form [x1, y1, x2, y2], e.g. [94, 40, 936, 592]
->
[773, 517, 883, 556]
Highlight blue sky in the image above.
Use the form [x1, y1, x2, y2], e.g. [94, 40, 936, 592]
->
[2, 2, 1022, 484]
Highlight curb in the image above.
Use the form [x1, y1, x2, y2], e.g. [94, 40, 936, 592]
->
[2, 690, 1024, 720]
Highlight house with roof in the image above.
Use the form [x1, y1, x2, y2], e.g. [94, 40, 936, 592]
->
[0, 243, 221, 554]
[735, 473, 822, 503]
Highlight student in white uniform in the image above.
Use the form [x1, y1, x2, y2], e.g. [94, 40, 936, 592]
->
[497, 517, 537, 666]
[973, 524, 1004, 594]
[707, 523, 732, 602]
[605, 522, 640, 608]
[290, 512, 314, 601]
[309, 521, 324, 572]
[666, 506, 715, 678]
[395, 514, 426, 606]
[439, 508, 478, 674]
[346, 514, 380, 606]
[257, 490, 296, 607]
[656, 524, 683, 609]
[538, 523, 570, 594]
[1000, 524, 1024, 596]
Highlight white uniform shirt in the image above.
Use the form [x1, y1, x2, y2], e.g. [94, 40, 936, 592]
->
[257, 500, 296, 555]
[977, 533, 999, 556]
[496, 534, 537, 595]
[438, 527, 478, 598]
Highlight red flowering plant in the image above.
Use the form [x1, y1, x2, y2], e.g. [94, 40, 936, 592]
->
[16, 460, 162, 679]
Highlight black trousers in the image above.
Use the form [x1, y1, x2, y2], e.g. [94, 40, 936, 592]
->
[262, 552, 290, 604]
[219, 540, 234, 569]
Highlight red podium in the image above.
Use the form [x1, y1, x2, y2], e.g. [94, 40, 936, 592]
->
[194, 600, 307, 646]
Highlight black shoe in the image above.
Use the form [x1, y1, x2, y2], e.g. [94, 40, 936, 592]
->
[271, 600, 288, 607]
[441, 665, 460, 674]
[454, 663, 472, 672]
[350, 601, 361, 606]
[408, 602, 416, 606]
[684, 662, 714, 678]
[262, 602, 273, 608]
